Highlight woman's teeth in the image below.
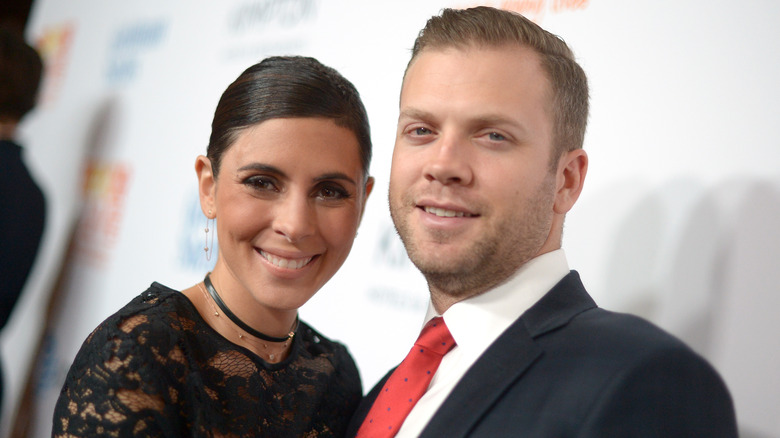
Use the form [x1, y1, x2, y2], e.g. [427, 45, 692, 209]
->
[260, 250, 313, 269]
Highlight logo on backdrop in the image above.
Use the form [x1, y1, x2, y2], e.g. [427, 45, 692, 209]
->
[222, 0, 317, 63]
[374, 222, 413, 269]
[106, 19, 169, 85]
[364, 220, 428, 312]
[462, 0, 590, 22]
[35, 22, 76, 106]
[179, 192, 218, 273]
[73, 160, 133, 267]
[228, 0, 317, 32]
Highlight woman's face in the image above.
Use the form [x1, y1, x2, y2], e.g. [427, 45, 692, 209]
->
[198, 117, 373, 316]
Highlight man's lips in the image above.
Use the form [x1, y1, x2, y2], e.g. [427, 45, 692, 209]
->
[259, 249, 316, 269]
[421, 206, 477, 218]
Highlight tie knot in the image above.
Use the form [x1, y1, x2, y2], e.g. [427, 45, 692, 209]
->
[415, 317, 456, 355]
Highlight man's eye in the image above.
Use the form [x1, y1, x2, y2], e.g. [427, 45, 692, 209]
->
[413, 127, 432, 136]
[488, 132, 506, 141]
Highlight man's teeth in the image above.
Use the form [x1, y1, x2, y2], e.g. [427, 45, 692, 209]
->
[260, 251, 313, 269]
[424, 206, 473, 218]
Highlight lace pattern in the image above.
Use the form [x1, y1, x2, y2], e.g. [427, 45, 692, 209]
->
[52, 283, 362, 437]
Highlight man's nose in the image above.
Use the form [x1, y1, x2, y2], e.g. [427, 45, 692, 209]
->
[422, 135, 474, 186]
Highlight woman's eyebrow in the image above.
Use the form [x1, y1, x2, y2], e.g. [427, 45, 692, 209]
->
[314, 172, 357, 186]
[237, 163, 287, 178]
[237, 164, 356, 186]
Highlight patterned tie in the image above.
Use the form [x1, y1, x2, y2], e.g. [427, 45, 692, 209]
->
[357, 317, 456, 437]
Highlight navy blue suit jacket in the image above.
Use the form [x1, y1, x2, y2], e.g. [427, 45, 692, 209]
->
[347, 271, 737, 437]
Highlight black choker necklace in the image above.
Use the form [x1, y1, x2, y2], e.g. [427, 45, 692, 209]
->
[203, 274, 296, 343]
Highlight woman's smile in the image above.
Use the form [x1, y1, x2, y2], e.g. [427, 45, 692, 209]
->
[258, 248, 317, 270]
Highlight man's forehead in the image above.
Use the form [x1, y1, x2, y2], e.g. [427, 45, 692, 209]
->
[402, 44, 544, 89]
[400, 45, 549, 103]
[406, 42, 539, 71]
[397, 45, 554, 141]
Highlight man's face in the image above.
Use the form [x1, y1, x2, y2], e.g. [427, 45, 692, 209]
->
[389, 45, 563, 306]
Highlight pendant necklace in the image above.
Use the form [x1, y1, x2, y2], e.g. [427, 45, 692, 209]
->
[197, 274, 297, 362]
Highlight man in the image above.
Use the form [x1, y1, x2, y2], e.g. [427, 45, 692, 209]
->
[347, 7, 737, 437]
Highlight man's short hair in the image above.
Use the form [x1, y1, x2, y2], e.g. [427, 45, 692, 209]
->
[0, 27, 43, 121]
[406, 7, 589, 159]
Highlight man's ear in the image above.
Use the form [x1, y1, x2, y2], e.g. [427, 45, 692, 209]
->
[553, 148, 588, 215]
[195, 155, 216, 218]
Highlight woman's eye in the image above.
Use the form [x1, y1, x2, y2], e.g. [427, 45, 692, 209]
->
[244, 176, 278, 191]
[316, 184, 349, 200]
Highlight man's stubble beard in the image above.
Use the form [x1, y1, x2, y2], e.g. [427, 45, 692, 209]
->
[389, 174, 557, 303]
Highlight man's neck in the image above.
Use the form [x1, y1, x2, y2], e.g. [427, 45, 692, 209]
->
[427, 248, 565, 314]
[427, 279, 495, 314]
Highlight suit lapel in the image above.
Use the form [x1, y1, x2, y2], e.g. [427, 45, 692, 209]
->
[420, 317, 542, 438]
[419, 271, 596, 437]
[521, 271, 596, 337]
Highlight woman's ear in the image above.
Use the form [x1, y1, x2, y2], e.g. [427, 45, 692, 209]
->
[553, 148, 588, 215]
[195, 155, 216, 218]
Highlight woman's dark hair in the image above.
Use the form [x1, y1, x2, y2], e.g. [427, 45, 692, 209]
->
[207, 56, 372, 180]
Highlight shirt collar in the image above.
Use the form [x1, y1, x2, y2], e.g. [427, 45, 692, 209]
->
[423, 249, 570, 360]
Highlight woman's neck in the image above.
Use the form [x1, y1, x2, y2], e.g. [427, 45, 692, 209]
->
[182, 282, 297, 363]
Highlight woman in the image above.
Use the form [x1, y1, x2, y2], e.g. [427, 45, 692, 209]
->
[52, 56, 374, 437]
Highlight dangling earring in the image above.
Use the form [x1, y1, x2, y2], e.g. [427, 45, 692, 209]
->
[204, 210, 215, 261]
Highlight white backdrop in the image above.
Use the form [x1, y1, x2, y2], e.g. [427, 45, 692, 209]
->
[2, 0, 779, 437]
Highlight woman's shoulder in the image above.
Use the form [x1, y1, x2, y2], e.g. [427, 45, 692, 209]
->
[63, 283, 205, 387]
[104, 282, 198, 326]
[297, 321, 343, 350]
[55, 284, 198, 436]
[76, 283, 199, 359]
[296, 321, 357, 367]
[293, 321, 363, 420]
[127, 282, 193, 313]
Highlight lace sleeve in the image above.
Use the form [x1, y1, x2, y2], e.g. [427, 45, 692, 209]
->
[322, 348, 362, 436]
[52, 311, 187, 437]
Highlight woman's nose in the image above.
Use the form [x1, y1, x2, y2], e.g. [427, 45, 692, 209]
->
[273, 193, 315, 243]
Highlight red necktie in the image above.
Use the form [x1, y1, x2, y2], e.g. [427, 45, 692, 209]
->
[356, 317, 456, 437]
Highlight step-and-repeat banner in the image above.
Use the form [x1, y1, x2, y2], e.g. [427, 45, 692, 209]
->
[3, 1, 779, 436]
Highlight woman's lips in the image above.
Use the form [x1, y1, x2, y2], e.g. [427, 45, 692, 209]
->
[259, 249, 315, 269]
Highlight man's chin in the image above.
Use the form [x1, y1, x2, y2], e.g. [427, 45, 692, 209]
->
[408, 248, 468, 274]
[411, 256, 477, 287]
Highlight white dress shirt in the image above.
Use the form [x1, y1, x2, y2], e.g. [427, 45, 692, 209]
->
[394, 249, 570, 437]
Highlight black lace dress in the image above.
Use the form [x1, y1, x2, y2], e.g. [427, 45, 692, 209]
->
[52, 283, 362, 437]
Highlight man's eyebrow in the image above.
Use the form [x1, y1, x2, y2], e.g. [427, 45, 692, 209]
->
[470, 114, 527, 130]
[399, 108, 528, 133]
[398, 108, 436, 122]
